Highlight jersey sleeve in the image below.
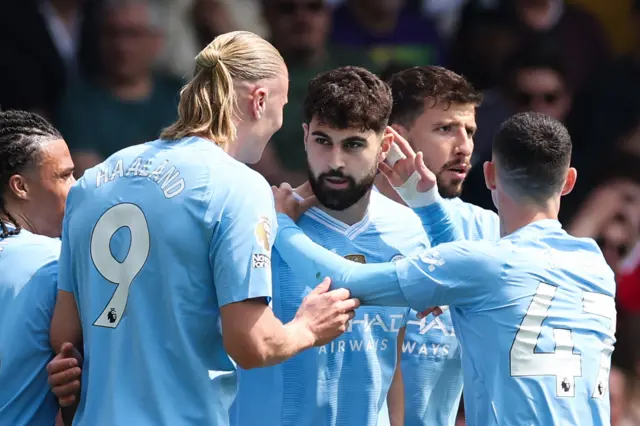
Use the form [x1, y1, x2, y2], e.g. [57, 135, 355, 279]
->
[209, 174, 277, 307]
[30, 259, 60, 324]
[57, 213, 74, 294]
[395, 241, 495, 309]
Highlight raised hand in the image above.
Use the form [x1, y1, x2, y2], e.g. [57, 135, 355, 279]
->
[292, 278, 361, 347]
[272, 182, 318, 222]
[378, 126, 436, 193]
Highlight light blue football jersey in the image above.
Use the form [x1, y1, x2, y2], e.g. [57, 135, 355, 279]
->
[0, 228, 60, 425]
[233, 191, 427, 426]
[57, 136, 276, 425]
[401, 198, 499, 426]
[274, 210, 617, 426]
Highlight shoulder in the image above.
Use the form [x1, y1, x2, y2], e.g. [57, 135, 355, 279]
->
[0, 232, 60, 281]
[444, 198, 500, 239]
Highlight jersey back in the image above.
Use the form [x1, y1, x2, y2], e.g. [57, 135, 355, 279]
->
[233, 191, 426, 426]
[58, 137, 276, 426]
[401, 198, 500, 426]
[0, 230, 60, 425]
[424, 221, 617, 426]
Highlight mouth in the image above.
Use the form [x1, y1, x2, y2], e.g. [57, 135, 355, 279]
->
[323, 176, 350, 189]
[444, 164, 470, 180]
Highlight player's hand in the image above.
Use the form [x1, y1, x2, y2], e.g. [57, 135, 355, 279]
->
[416, 306, 446, 319]
[47, 342, 83, 407]
[272, 182, 317, 222]
[293, 278, 361, 347]
[378, 126, 436, 192]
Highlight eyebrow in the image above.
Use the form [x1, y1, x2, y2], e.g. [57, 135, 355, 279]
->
[311, 131, 368, 144]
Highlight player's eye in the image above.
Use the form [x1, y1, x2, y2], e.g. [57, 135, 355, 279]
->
[436, 125, 452, 133]
[467, 128, 476, 137]
[344, 142, 364, 149]
[315, 137, 330, 145]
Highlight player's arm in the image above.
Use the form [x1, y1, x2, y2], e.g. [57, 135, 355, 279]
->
[49, 214, 83, 419]
[214, 176, 357, 370]
[275, 212, 490, 310]
[387, 326, 405, 426]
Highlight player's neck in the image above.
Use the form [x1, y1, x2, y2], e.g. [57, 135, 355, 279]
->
[104, 75, 153, 102]
[1, 206, 35, 234]
[499, 198, 560, 237]
[317, 191, 371, 226]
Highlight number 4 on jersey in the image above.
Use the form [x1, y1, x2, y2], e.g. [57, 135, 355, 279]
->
[510, 282, 615, 398]
[91, 203, 150, 328]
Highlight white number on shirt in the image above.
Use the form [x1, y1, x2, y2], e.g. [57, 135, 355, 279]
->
[510, 282, 615, 398]
[91, 203, 150, 328]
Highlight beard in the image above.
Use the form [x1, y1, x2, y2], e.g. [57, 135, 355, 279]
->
[307, 163, 377, 211]
[435, 160, 471, 199]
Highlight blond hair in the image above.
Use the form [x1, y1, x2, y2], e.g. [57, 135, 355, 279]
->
[160, 31, 285, 147]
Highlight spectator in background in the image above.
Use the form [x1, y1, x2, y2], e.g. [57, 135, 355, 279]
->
[251, 0, 373, 186]
[501, 38, 573, 123]
[54, 0, 183, 177]
[564, 0, 640, 218]
[566, 153, 640, 271]
[0, 0, 101, 118]
[461, 37, 573, 212]
[509, 0, 611, 92]
[330, 0, 444, 70]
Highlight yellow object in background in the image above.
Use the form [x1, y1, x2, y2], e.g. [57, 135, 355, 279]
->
[567, 0, 636, 55]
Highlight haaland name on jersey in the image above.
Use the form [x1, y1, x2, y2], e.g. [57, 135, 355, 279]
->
[95, 156, 185, 198]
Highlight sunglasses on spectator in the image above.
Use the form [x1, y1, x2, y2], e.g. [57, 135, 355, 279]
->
[275, 1, 324, 14]
[514, 90, 563, 106]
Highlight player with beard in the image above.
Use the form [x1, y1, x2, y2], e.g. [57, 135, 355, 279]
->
[232, 66, 428, 426]
[375, 66, 501, 426]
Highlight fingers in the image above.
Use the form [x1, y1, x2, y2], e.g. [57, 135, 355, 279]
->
[387, 126, 416, 159]
[51, 378, 81, 406]
[299, 195, 318, 212]
[416, 307, 438, 319]
[414, 152, 436, 192]
[279, 182, 293, 192]
[338, 297, 361, 312]
[309, 277, 331, 295]
[47, 355, 78, 376]
[385, 142, 406, 167]
[295, 181, 314, 198]
[378, 161, 403, 187]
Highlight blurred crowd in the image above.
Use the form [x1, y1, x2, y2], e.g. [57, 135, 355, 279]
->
[1, 0, 640, 424]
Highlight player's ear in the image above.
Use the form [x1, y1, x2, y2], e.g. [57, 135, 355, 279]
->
[390, 123, 408, 139]
[7, 173, 29, 201]
[378, 128, 393, 162]
[561, 167, 577, 196]
[483, 160, 496, 190]
[251, 87, 268, 120]
[302, 123, 309, 151]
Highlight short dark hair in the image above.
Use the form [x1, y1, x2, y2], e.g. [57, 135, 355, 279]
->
[503, 37, 569, 91]
[303, 66, 392, 133]
[387, 66, 483, 128]
[493, 112, 572, 203]
[0, 110, 62, 238]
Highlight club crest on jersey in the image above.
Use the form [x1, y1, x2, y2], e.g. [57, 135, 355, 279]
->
[254, 216, 272, 253]
[344, 254, 366, 264]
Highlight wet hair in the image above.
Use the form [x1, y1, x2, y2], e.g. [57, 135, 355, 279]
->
[0, 110, 62, 238]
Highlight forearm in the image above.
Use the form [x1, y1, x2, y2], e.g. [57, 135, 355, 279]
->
[275, 214, 408, 306]
[393, 181, 464, 246]
[222, 300, 314, 369]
